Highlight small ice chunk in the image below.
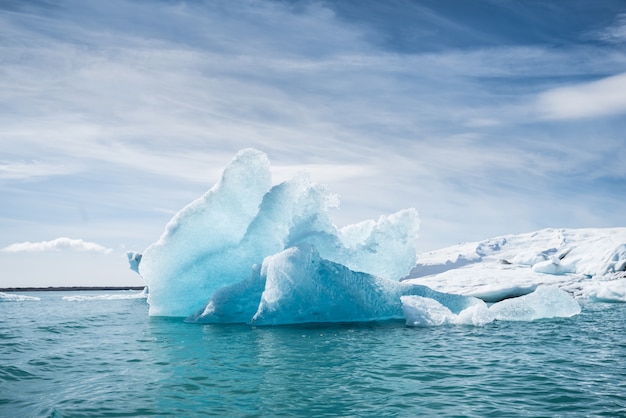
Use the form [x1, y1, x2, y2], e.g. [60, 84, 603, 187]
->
[489, 285, 580, 321]
[588, 278, 626, 303]
[402, 285, 580, 327]
[401, 295, 493, 326]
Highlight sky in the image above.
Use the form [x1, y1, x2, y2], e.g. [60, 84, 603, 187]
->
[1, 0, 625, 287]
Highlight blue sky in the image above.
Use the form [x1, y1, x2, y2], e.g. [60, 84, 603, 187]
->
[1, 0, 625, 287]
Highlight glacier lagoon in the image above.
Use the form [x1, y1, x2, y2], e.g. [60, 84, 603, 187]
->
[3, 149, 626, 416]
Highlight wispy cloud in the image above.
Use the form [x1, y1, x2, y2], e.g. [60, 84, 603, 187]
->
[0, 160, 81, 180]
[589, 12, 626, 44]
[535, 72, 626, 120]
[2, 237, 113, 254]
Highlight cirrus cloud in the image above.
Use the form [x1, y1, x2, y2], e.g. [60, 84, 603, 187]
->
[536, 72, 626, 120]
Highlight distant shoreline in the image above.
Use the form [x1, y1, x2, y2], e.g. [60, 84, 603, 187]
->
[0, 286, 145, 292]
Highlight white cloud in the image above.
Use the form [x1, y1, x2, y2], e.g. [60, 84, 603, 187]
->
[2, 237, 113, 254]
[536, 72, 626, 120]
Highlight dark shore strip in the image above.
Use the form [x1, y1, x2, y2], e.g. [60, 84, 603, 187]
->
[0, 286, 145, 292]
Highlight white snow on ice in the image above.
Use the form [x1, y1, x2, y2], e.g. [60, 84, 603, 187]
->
[404, 228, 626, 305]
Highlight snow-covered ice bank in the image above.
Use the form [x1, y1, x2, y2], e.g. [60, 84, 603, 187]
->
[404, 228, 626, 303]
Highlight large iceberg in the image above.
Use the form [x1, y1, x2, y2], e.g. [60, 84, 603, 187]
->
[133, 149, 586, 326]
[137, 149, 421, 320]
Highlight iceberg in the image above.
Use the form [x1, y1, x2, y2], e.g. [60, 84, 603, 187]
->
[137, 149, 422, 321]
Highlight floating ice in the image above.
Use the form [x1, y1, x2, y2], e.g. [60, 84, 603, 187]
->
[401, 295, 493, 326]
[488, 285, 581, 321]
[138, 149, 421, 319]
[126, 252, 142, 274]
[62, 291, 148, 301]
[402, 285, 580, 327]
[0, 292, 40, 302]
[587, 277, 626, 303]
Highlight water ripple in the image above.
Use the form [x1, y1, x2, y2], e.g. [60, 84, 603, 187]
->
[1, 294, 626, 416]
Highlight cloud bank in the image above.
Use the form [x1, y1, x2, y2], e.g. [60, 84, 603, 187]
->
[2, 238, 113, 254]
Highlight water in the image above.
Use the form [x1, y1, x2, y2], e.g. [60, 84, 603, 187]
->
[1, 291, 626, 417]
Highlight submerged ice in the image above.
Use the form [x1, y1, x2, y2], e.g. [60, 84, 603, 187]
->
[133, 148, 585, 326]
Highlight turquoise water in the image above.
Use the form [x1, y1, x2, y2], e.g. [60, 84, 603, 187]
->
[1, 291, 625, 417]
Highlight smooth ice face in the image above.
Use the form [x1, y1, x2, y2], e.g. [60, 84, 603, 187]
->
[140, 149, 272, 316]
[489, 285, 581, 321]
[139, 149, 421, 318]
[253, 244, 406, 325]
[191, 244, 481, 325]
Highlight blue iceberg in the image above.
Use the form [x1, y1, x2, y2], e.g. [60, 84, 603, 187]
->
[189, 243, 480, 325]
[136, 148, 431, 323]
